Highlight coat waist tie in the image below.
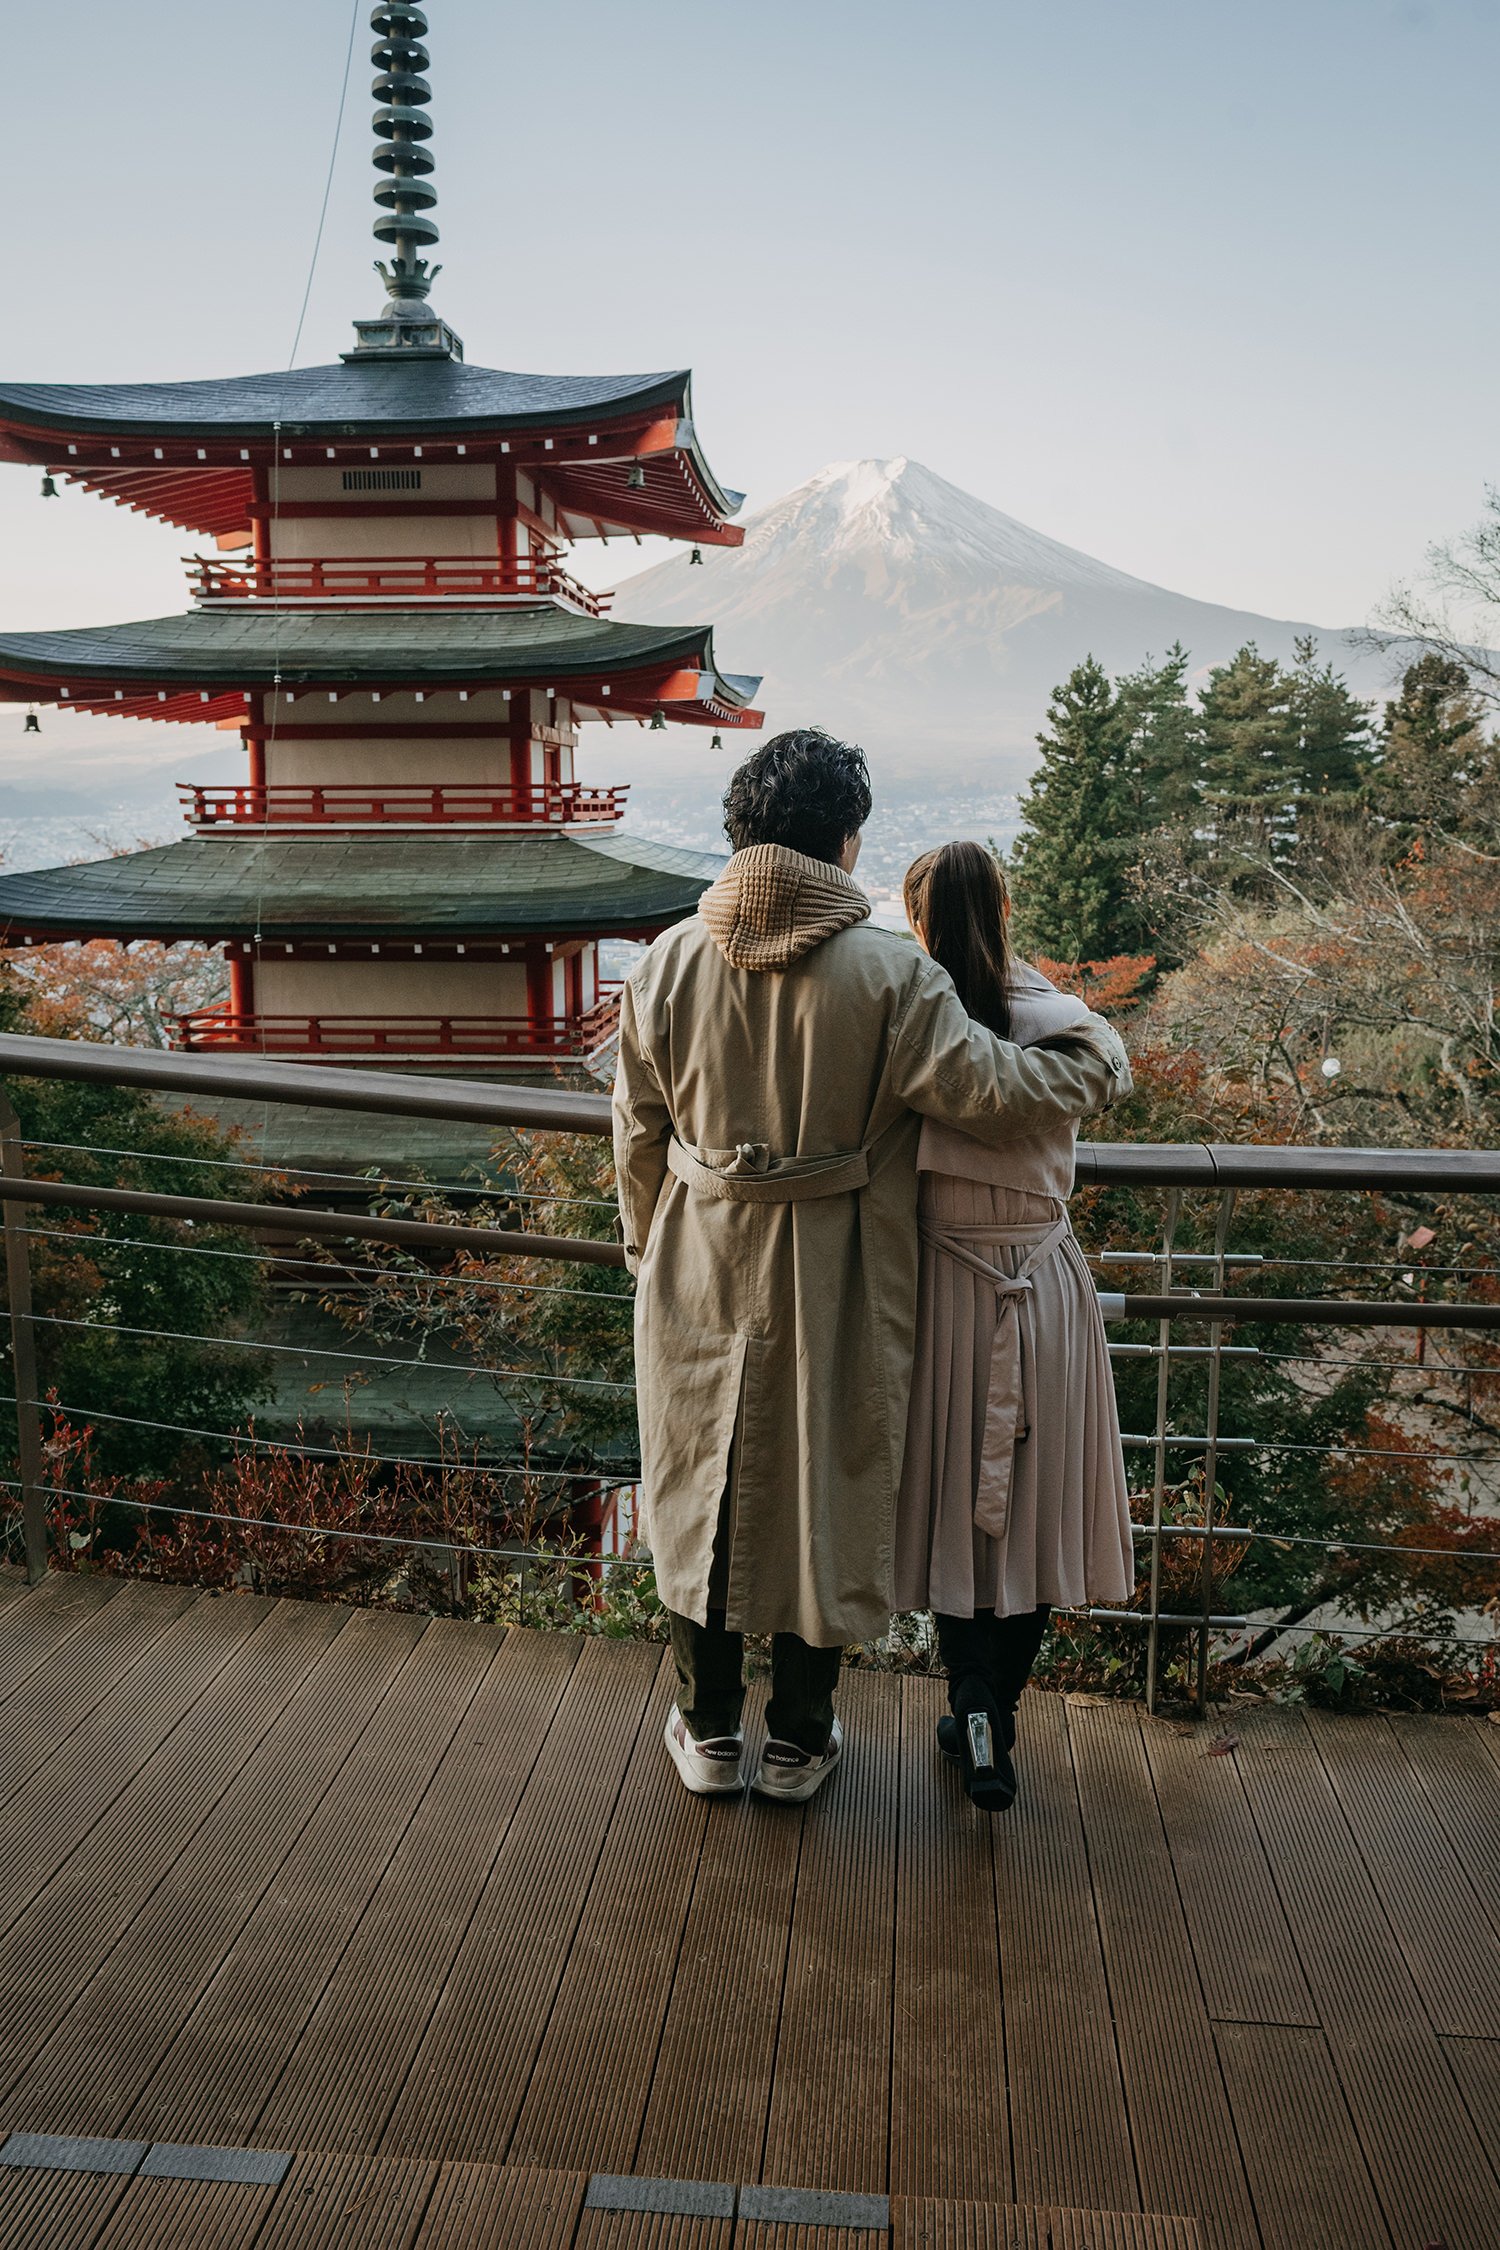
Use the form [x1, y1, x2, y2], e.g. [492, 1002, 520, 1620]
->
[667, 1135, 871, 1203]
[919, 1210, 1073, 1541]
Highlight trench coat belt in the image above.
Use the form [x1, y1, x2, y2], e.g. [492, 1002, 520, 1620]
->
[919, 1211, 1073, 1541]
[666, 1135, 872, 1203]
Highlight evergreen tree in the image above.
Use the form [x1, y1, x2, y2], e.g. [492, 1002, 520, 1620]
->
[1196, 642, 1297, 856]
[1370, 653, 1498, 846]
[1115, 642, 1201, 828]
[1010, 657, 1134, 961]
[1288, 634, 1373, 807]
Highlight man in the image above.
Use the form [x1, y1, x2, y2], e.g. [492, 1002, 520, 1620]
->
[613, 729, 1129, 1803]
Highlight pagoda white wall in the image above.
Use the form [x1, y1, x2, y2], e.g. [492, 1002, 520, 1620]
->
[265, 737, 508, 788]
[268, 464, 501, 560]
[254, 956, 533, 1019]
[256, 690, 576, 791]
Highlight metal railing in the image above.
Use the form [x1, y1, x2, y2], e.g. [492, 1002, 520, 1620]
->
[1, 1031, 1497, 1712]
[178, 781, 630, 830]
[186, 552, 615, 618]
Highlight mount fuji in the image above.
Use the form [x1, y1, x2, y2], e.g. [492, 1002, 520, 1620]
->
[612, 458, 1390, 786]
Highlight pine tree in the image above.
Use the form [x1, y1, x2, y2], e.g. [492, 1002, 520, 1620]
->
[1371, 653, 1498, 846]
[1196, 642, 1297, 856]
[1116, 642, 1201, 828]
[1288, 634, 1372, 807]
[1010, 657, 1134, 961]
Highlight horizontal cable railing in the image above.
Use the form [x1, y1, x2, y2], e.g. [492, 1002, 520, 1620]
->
[1, 1032, 1496, 1710]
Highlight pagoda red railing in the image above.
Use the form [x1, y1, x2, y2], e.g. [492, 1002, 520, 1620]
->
[186, 553, 614, 617]
[179, 782, 629, 829]
[170, 996, 623, 1064]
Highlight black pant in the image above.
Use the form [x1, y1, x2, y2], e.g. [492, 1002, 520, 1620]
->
[935, 1604, 1051, 1714]
[667, 1608, 842, 1758]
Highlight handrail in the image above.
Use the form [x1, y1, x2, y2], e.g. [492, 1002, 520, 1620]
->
[3, 1033, 1499, 1191]
[0, 1033, 613, 1132]
[179, 781, 630, 829]
[170, 1003, 622, 1060]
[0, 1171, 625, 1268]
[186, 552, 614, 618]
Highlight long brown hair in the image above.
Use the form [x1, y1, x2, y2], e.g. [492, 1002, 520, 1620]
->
[903, 841, 1016, 1038]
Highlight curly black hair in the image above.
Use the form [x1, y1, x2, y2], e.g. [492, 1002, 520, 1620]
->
[722, 728, 873, 863]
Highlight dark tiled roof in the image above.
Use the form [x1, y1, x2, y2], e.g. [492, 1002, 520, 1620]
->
[0, 832, 723, 942]
[0, 360, 690, 438]
[0, 607, 754, 696]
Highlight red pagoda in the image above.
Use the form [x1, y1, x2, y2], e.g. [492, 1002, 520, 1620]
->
[0, 2, 759, 1069]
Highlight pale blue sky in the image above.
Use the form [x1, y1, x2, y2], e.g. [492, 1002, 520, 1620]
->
[5, 1, 1498, 643]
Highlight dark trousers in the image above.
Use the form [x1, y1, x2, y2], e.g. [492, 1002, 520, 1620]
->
[668, 1608, 842, 1758]
[935, 1604, 1051, 1714]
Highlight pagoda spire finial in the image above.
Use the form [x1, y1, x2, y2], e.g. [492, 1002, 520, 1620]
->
[344, 2, 464, 362]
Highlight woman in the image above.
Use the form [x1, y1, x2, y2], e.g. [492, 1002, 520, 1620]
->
[895, 842, 1135, 1811]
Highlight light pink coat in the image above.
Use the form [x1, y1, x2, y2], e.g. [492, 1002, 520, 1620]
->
[893, 963, 1136, 1618]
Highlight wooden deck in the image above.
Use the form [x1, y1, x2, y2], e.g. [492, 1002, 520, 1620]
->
[0, 1571, 1497, 2249]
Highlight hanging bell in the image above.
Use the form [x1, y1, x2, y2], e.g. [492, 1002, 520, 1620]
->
[626, 462, 646, 491]
[649, 706, 667, 732]
[711, 733, 723, 751]
[40, 474, 58, 499]
[689, 546, 703, 565]
[23, 708, 41, 735]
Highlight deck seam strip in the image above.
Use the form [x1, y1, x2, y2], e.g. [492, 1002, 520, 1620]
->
[0, 2129, 292, 2185]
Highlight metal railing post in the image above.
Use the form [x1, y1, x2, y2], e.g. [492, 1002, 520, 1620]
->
[0, 1094, 47, 1581]
[1145, 1189, 1182, 1714]
[1195, 1188, 1237, 1714]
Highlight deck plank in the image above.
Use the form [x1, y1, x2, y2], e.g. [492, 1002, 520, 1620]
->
[1385, 1715, 1500, 1942]
[90, 2174, 276, 2249]
[414, 2159, 585, 2248]
[1, 1604, 405, 2130]
[0, 2163, 130, 2250]
[0, 1589, 269, 1934]
[0, 1580, 202, 1811]
[507, 1655, 710, 2174]
[573, 2212, 734, 2249]
[255, 1628, 580, 2157]
[378, 1635, 662, 2164]
[1139, 1715, 1315, 2027]
[0, 1571, 125, 1709]
[253, 2151, 437, 2249]
[1066, 1703, 1259, 2250]
[890, 2202, 1203, 2247]
[1233, 1705, 1500, 2250]
[757, 1667, 902, 2196]
[889, 1672, 1009, 2205]
[734, 2226, 878, 2249]
[632, 1690, 800, 2188]
[120, 1616, 499, 2147]
[1438, 2035, 1500, 2183]
[1305, 1708, 1500, 2037]
[1211, 2022, 1391, 2250]
[992, 1691, 1136, 2216]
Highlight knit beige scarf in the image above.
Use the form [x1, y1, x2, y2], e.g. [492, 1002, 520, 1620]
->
[698, 842, 871, 970]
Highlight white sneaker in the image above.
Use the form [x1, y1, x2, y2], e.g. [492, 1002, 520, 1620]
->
[663, 1705, 745, 1795]
[752, 1717, 845, 1803]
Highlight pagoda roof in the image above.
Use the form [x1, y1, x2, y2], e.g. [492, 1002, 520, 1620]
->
[0, 360, 690, 437]
[0, 832, 724, 946]
[0, 360, 744, 545]
[0, 607, 762, 729]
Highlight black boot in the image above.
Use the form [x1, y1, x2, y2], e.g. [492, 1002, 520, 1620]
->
[936, 1675, 1017, 1812]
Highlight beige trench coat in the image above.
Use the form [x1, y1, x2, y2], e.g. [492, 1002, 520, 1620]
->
[612, 853, 1130, 1646]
